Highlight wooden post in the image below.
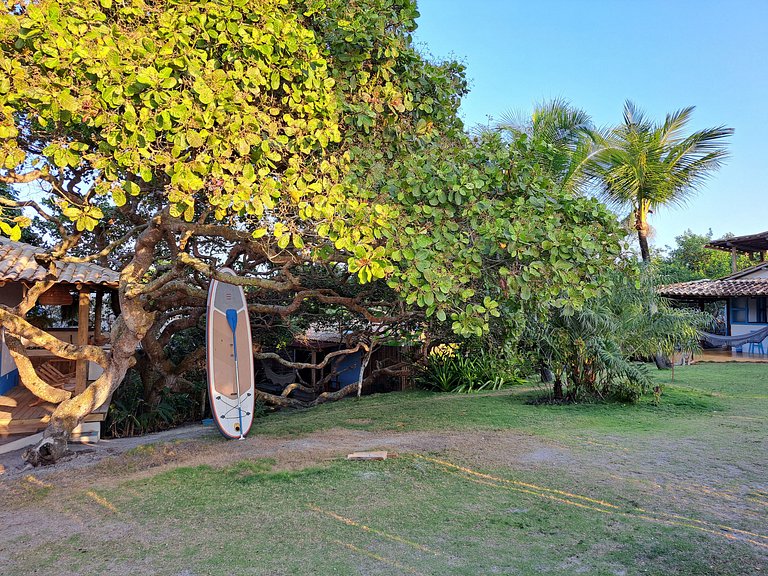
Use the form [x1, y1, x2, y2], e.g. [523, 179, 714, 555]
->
[93, 290, 104, 343]
[75, 288, 90, 395]
[731, 248, 738, 274]
[311, 350, 317, 389]
[761, 250, 766, 262]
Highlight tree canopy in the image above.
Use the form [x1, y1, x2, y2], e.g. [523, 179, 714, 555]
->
[655, 229, 750, 284]
[0, 0, 623, 464]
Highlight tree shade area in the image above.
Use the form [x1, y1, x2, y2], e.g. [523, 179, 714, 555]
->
[0, 0, 728, 464]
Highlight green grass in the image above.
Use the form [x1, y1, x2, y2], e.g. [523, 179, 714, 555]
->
[252, 374, 723, 440]
[3, 363, 767, 575]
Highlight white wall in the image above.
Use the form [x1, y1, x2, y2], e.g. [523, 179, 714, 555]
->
[731, 323, 768, 351]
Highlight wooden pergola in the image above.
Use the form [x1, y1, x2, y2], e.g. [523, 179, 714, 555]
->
[0, 237, 118, 405]
[707, 230, 768, 273]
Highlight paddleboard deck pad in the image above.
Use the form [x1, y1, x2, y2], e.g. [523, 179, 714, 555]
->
[206, 268, 255, 439]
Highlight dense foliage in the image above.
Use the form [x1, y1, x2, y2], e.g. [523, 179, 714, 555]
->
[417, 345, 526, 394]
[0, 0, 633, 460]
[526, 268, 708, 402]
[655, 229, 750, 284]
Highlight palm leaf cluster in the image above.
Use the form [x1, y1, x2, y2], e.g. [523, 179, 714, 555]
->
[488, 99, 732, 263]
[591, 102, 732, 261]
[490, 98, 600, 194]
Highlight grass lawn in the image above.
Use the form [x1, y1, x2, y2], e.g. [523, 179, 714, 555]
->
[1, 363, 767, 575]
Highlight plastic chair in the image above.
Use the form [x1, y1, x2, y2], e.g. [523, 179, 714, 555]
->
[749, 341, 766, 355]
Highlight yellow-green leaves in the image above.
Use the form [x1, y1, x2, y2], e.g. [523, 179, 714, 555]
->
[0, 220, 21, 241]
[60, 202, 104, 231]
[0, 0, 349, 232]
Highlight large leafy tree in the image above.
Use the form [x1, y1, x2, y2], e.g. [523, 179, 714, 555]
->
[592, 101, 732, 262]
[0, 0, 622, 464]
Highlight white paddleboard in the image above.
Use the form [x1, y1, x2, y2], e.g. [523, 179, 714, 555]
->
[206, 268, 255, 439]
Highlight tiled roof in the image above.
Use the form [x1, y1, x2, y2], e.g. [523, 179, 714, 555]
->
[0, 237, 118, 288]
[659, 279, 768, 299]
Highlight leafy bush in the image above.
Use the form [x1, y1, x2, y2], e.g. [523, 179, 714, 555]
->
[526, 267, 708, 402]
[418, 347, 526, 393]
[105, 371, 201, 438]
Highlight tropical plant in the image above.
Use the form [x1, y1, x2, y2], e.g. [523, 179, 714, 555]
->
[105, 370, 200, 438]
[490, 98, 600, 193]
[592, 101, 733, 262]
[527, 267, 708, 402]
[418, 347, 526, 394]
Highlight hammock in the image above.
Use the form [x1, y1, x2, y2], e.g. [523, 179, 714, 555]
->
[699, 325, 768, 348]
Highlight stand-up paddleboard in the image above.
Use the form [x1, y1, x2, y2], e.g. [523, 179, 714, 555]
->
[206, 268, 255, 439]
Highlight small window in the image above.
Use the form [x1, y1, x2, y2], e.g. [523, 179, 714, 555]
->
[757, 297, 767, 324]
[732, 297, 748, 323]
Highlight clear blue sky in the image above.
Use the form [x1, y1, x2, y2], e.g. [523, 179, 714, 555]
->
[413, 0, 768, 252]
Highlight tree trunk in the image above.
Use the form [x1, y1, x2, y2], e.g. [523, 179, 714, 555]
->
[638, 230, 650, 263]
[635, 205, 651, 263]
[553, 374, 564, 400]
[357, 344, 373, 398]
[23, 225, 162, 466]
[22, 342, 136, 465]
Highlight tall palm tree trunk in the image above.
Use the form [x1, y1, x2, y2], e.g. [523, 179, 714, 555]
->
[635, 204, 651, 263]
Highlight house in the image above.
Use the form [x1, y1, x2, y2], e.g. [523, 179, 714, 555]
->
[659, 230, 768, 356]
[0, 237, 118, 447]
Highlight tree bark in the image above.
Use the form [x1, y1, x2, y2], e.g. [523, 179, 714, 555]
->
[4, 335, 72, 404]
[638, 230, 650, 263]
[356, 344, 373, 398]
[635, 205, 651, 263]
[23, 224, 163, 466]
[553, 373, 564, 400]
[635, 208, 651, 263]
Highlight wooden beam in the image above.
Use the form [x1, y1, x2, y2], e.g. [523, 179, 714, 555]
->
[311, 350, 317, 388]
[75, 289, 90, 395]
[731, 248, 738, 274]
[93, 290, 104, 343]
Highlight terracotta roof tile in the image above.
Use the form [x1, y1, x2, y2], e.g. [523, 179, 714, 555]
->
[659, 279, 768, 298]
[0, 237, 118, 288]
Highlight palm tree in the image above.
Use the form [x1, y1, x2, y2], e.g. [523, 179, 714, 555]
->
[592, 101, 733, 262]
[491, 98, 602, 193]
